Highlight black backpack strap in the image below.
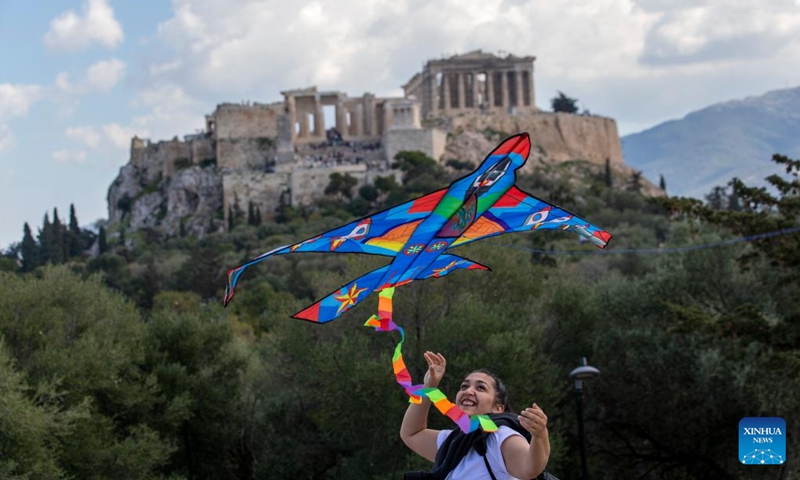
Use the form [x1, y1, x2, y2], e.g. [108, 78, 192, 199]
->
[481, 452, 499, 480]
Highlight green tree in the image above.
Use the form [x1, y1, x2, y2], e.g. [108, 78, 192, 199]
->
[627, 170, 643, 193]
[142, 309, 248, 478]
[176, 241, 225, 299]
[0, 267, 176, 479]
[392, 150, 447, 193]
[51, 208, 66, 264]
[550, 91, 579, 113]
[325, 172, 359, 199]
[21, 222, 39, 272]
[37, 213, 52, 265]
[358, 184, 379, 203]
[0, 341, 72, 479]
[67, 204, 82, 258]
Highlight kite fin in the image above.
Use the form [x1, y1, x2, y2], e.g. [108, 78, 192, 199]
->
[292, 264, 391, 323]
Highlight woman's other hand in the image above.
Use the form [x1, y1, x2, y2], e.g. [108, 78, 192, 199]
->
[423, 351, 446, 388]
[518, 403, 548, 436]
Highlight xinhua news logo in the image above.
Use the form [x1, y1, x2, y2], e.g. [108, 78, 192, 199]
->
[739, 417, 785, 465]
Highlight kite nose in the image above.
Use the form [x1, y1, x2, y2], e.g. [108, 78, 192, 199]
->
[591, 230, 612, 248]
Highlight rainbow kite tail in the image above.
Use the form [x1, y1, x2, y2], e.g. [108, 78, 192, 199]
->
[364, 287, 498, 433]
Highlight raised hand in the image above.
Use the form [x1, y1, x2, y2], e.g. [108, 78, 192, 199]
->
[423, 351, 446, 388]
[518, 403, 548, 436]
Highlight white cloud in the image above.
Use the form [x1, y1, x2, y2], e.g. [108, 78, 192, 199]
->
[66, 126, 102, 148]
[43, 0, 124, 52]
[127, 0, 800, 139]
[127, 83, 205, 141]
[639, 0, 800, 65]
[0, 84, 43, 153]
[55, 72, 73, 93]
[85, 58, 126, 92]
[0, 84, 42, 120]
[52, 149, 88, 164]
[102, 123, 143, 149]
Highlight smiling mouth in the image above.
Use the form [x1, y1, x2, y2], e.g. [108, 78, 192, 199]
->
[460, 399, 477, 408]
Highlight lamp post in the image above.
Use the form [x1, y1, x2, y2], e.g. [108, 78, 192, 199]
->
[569, 357, 600, 480]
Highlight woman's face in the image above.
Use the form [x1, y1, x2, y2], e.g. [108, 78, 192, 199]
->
[456, 372, 504, 415]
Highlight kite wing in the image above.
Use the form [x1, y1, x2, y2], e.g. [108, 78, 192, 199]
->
[292, 254, 489, 323]
[224, 187, 449, 306]
[449, 186, 612, 249]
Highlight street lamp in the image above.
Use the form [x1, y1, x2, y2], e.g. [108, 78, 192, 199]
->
[569, 357, 600, 480]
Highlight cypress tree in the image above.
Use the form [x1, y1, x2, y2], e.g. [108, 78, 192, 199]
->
[21, 222, 39, 272]
[604, 158, 612, 188]
[659, 174, 667, 193]
[38, 213, 52, 264]
[247, 201, 256, 226]
[68, 204, 82, 257]
[52, 208, 65, 264]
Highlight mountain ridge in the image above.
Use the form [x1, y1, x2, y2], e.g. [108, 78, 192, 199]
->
[621, 85, 800, 198]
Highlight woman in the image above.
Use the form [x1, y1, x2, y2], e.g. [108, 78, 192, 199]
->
[400, 352, 550, 479]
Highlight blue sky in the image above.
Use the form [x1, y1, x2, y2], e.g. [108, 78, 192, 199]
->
[2, 0, 800, 249]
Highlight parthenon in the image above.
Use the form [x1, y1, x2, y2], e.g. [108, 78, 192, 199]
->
[403, 50, 537, 117]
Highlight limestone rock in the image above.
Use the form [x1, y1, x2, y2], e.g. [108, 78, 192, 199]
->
[163, 166, 223, 237]
[129, 192, 165, 231]
[107, 164, 143, 224]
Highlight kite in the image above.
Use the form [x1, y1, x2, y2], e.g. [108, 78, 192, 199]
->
[224, 133, 611, 432]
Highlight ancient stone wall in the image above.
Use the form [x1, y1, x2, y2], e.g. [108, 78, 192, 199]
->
[129, 138, 192, 186]
[448, 112, 623, 169]
[217, 137, 278, 171]
[383, 128, 448, 162]
[213, 103, 283, 139]
[222, 171, 290, 219]
[289, 164, 368, 207]
[189, 136, 215, 165]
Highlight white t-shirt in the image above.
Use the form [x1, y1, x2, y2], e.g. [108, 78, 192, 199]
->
[435, 426, 524, 480]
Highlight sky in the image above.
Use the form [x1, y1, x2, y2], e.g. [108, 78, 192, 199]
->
[2, 0, 800, 250]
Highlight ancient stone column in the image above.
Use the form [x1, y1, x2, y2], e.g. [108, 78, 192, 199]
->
[456, 72, 465, 110]
[442, 73, 451, 113]
[384, 102, 393, 130]
[427, 74, 437, 116]
[470, 72, 478, 109]
[485, 70, 494, 109]
[365, 95, 376, 136]
[299, 111, 310, 138]
[314, 94, 325, 137]
[501, 70, 509, 109]
[354, 104, 364, 137]
[515, 70, 524, 108]
[285, 95, 297, 142]
[335, 99, 347, 135]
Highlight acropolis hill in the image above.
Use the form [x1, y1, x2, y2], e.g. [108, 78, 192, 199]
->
[107, 50, 633, 238]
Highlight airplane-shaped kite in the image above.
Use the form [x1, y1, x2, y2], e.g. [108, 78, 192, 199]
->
[224, 132, 611, 323]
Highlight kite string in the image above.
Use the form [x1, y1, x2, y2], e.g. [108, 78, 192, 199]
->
[364, 288, 498, 434]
